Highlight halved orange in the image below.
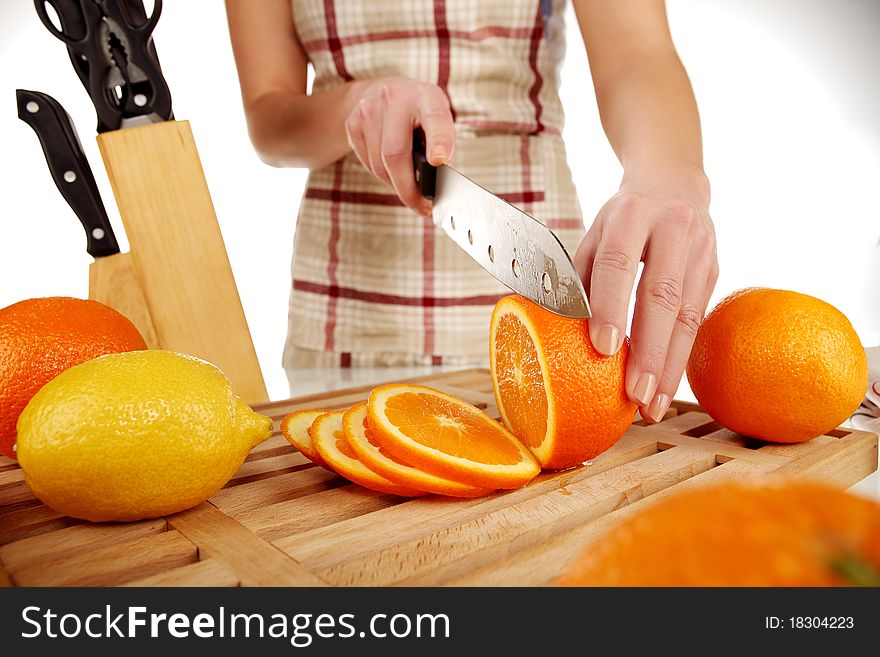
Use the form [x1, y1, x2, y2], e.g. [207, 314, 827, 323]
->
[367, 384, 540, 489]
[280, 409, 329, 468]
[343, 403, 494, 498]
[310, 410, 426, 497]
[490, 294, 636, 469]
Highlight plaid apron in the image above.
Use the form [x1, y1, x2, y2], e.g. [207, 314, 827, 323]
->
[285, 0, 584, 370]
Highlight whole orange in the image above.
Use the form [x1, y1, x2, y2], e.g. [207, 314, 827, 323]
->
[558, 480, 880, 586]
[490, 294, 636, 470]
[0, 297, 147, 459]
[686, 288, 867, 443]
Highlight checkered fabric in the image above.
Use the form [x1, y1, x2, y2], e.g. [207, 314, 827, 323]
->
[284, 0, 585, 370]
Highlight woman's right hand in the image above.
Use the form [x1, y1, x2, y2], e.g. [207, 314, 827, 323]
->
[344, 77, 455, 216]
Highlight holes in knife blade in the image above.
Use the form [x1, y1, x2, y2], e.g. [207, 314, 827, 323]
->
[512, 259, 521, 278]
[449, 216, 456, 230]
[542, 271, 553, 294]
[467, 229, 473, 245]
[488, 245, 495, 262]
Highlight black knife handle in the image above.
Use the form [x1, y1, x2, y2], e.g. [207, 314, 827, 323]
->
[412, 128, 437, 200]
[98, 0, 173, 126]
[33, 0, 123, 133]
[16, 89, 120, 258]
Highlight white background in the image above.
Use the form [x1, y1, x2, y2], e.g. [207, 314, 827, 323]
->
[1, 0, 878, 401]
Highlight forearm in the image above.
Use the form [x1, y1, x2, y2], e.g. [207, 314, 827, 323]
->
[594, 50, 709, 205]
[246, 81, 368, 169]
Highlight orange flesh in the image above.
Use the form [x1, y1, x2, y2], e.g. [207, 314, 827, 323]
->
[334, 429, 357, 459]
[345, 403, 494, 497]
[363, 415, 411, 465]
[280, 410, 329, 467]
[494, 312, 548, 450]
[384, 392, 522, 465]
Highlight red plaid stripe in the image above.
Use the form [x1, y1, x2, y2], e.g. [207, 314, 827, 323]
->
[323, 160, 345, 351]
[301, 26, 536, 53]
[520, 135, 533, 214]
[305, 188, 546, 206]
[323, 0, 353, 82]
[527, 1, 545, 134]
[293, 280, 506, 307]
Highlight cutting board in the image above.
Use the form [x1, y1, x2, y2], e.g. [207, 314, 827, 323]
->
[0, 368, 876, 587]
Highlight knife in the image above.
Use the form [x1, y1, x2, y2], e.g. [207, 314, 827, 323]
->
[34, 0, 267, 403]
[16, 88, 159, 347]
[16, 89, 119, 257]
[413, 132, 591, 319]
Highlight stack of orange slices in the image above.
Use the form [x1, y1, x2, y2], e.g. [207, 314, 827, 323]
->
[280, 294, 638, 497]
[280, 383, 540, 498]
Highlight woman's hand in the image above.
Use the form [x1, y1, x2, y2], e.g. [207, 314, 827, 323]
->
[344, 77, 456, 215]
[574, 171, 717, 423]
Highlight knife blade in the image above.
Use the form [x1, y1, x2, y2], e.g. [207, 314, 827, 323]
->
[16, 89, 120, 257]
[413, 133, 591, 319]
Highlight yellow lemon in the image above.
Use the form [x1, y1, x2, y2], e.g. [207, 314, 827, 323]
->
[16, 350, 272, 522]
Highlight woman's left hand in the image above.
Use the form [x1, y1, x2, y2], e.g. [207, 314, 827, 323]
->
[574, 170, 717, 423]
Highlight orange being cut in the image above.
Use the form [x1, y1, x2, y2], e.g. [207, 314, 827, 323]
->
[367, 384, 540, 489]
[342, 403, 494, 498]
[490, 294, 636, 470]
[280, 409, 330, 468]
[309, 410, 426, 497]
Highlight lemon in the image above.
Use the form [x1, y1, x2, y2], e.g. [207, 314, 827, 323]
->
[16, 350, 272, 522]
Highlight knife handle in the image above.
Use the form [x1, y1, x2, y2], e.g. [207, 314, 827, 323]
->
[16, 89, 120, 258]
[412, 128, 437, 200]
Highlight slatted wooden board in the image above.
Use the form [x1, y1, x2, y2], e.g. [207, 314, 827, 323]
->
[1, 368, 877, 587]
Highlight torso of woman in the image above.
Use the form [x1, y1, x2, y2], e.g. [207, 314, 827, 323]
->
[285, 0, 584, 370]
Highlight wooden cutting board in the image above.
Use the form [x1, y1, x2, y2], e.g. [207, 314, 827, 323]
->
[0, 368, 876, 587]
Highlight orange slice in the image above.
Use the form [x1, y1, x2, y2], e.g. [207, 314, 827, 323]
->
[343, 403, 494, 498]
[490, 294, 636, 469]
[366, 384, 540, 489]
[310, 410, 426, 497]
[280, 409, 330, 468]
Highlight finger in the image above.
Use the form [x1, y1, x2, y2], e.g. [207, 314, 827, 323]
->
[586, 195, 650, 357]
[626, 203, 698, 408]
[379, 86, 428, 214]
[644, 239, 716, 422]
[573, 222, 602, 295]
[415, 87, 455, 166]
[357, 98, 390, 183]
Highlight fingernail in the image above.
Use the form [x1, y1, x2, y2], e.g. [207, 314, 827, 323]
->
[632, 372, 657, 406]
[430, 145, 447, 163]
[419, 206, 432, 217]
[648, 393, 671, 423]
[593, 324, 620, 356]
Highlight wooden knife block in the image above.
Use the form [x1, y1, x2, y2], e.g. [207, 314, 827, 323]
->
[88, 251, 160, 348]
[96, 120, 267, 404]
